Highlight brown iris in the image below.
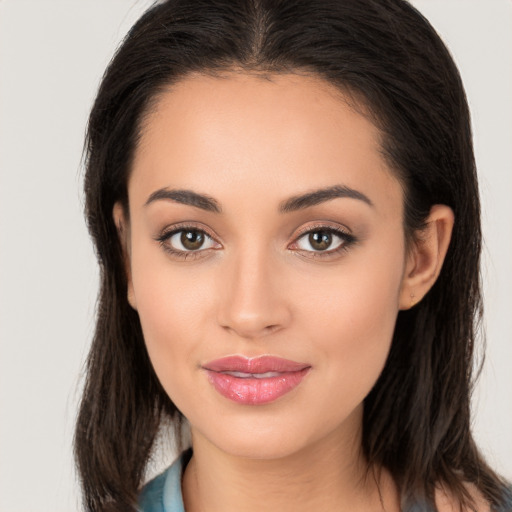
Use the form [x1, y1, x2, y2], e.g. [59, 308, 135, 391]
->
[181, 230, 205, 250]
[309, 231, 332, 251]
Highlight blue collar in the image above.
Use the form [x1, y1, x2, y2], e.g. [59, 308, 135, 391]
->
[138, 450, 191, 512]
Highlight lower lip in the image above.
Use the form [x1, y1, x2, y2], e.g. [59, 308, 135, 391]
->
[205, 368, 310, 405]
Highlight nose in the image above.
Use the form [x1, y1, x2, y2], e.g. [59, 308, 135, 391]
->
[216, 246, 291, 340]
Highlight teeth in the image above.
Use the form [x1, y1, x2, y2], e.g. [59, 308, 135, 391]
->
[225, 371, 252, 378]
[254, 371, 280, 378]
[223, 371, 281, 379]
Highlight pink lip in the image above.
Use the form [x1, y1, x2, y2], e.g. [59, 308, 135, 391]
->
[203, 356, 311, 405]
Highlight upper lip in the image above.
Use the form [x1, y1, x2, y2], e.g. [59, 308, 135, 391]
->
[203, 355, 310, 374]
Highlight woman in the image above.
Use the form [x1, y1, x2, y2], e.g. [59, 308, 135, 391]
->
[74, 0, 512, 511]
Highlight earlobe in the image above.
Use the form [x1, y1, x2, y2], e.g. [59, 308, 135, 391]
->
[399, 204, 454, 310]
[112, 202, 137, 310]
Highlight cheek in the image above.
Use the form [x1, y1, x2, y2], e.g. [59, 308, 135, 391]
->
[293, 239, 405, 395]
[135, 271, 210, 338]
[128, 238, 214, 385]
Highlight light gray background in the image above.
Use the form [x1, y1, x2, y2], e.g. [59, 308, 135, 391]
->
[0, 1, 511, 510]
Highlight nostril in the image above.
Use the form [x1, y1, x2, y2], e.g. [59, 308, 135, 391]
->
[220, 322, 279, 336]
[218, 315, 285, 339]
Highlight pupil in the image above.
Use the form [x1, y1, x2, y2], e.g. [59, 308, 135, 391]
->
[181, 230, 204, 250]
[309, 231, 331, 251]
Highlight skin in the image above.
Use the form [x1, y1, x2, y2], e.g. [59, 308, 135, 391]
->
[114, 72, 455, 512]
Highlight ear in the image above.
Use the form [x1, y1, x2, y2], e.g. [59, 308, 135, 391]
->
[113, 202, 137, 310]
[399, 204, 454, 310]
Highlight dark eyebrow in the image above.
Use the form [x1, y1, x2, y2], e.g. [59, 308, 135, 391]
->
[145, 184, 372, 214]
[144, 188, 222, 213]
[278, 185, 373, 213]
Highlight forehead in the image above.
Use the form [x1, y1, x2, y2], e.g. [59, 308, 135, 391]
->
[129, 72, 401, 216]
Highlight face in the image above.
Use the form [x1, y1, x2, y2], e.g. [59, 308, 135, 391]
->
[121, 72, 410, 460]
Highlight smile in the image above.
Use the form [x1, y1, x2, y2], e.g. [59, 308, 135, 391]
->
[202, 356, 311, 405]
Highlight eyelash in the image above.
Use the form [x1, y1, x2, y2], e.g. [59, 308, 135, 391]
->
[155, 223, 357, 261]
[291, 224, 356, 259]
[155, 223, 220, 261]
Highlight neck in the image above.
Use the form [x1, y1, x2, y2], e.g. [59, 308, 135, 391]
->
[182, 410, 399, 512]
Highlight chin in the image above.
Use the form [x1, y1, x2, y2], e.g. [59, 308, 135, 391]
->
[213, 433, 312, 461]
[190, 409, 349, 462]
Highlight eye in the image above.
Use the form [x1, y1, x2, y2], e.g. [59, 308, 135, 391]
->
[156, 225, 220, 259]
[168, 229, 215, 251]
[292, 226, 356, 256]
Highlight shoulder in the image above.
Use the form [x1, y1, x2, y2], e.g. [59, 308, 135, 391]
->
[434, 483, 491, 512]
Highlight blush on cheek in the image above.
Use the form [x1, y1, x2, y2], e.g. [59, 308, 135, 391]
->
[309, 267, 401, 380]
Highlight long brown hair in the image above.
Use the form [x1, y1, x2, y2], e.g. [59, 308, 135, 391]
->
[75, 0, 512, 510]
